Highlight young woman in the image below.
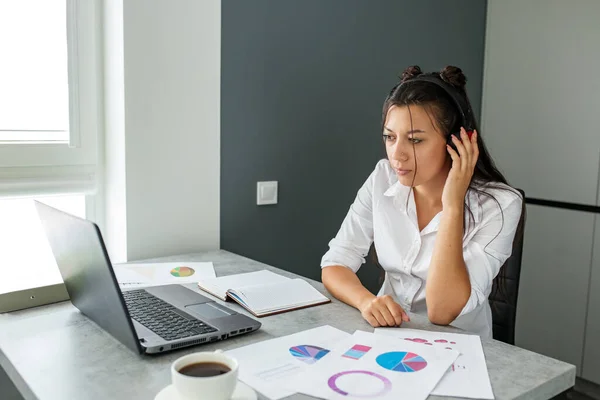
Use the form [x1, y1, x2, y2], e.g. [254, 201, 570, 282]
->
[321, 65, 523, 337]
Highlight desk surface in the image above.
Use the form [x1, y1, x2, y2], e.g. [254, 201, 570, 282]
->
[0, 250, 575, 400]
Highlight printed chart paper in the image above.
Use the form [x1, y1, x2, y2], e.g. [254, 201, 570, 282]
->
[374, 328, 494, 399]
[113, 262, 215, 288]
[225, 325, 351, 400]
[288, 330, 459, 400]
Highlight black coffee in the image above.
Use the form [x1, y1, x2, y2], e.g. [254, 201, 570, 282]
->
[178, 362, 231, 377]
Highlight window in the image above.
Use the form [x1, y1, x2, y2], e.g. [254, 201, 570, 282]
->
[0, 1, 101, 311]
[0, 0, 99, 183]
[0, 1, 69, 143]
[0, 195, 85, 295]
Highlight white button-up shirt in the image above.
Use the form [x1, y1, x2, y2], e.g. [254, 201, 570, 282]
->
[321, 159, 523, 337]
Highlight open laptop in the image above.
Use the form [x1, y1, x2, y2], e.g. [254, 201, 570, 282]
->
[35, 201, 261, 354]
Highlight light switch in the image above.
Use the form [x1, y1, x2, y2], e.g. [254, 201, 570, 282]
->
[257, 181, 278, 205]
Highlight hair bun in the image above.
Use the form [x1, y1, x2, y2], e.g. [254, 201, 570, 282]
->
[440, 66, 467, 89]
[400, 65, 422, 83]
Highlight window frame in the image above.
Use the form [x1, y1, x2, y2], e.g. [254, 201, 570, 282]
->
[0, 0, 100, 190]
[0, 0, 103, 312]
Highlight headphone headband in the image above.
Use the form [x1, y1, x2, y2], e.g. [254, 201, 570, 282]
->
[399, 75, 475, 131]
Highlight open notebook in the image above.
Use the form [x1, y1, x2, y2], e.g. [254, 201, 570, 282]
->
[197, 270, 330, 317]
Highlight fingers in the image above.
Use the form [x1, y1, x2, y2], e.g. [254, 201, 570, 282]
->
[402, 309, 411, 322]
[446, 143, 460, 165]
[361, 296, 411, 327]
[371, 309, 388, 327]
[361, 298, 383, 327]
[386, 298, 411, 323]
[375, 296, 399, 326]
[460, 127, 473, 156]
[450, 134, 467, 162]
[378, 304, 399, 326]
[456, 129, 471, 171]
[450, 127, 480, 172]
[382, 297, 404, 325]
[363, 311, 380, 328]
[471, 130, 479, 168]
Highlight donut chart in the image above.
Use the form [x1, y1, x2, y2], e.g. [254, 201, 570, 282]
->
[328, 370, 392, 397]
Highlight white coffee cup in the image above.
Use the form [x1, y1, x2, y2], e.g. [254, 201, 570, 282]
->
[171, 350, 239, 400]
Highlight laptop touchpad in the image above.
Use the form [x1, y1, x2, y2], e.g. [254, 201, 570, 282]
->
[185, 303, 232, 319]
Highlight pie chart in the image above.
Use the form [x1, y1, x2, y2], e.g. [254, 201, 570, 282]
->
[170, 266, 195, 277]
[376, 351, 428, 372]
[289, 345, 330, 364]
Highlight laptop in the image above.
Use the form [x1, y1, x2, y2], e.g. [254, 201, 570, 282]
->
[35, 201, 261, 354]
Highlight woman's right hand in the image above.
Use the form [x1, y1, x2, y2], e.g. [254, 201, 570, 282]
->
[358, 295, 410, 327]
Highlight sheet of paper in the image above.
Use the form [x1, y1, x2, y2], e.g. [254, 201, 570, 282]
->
[288, 330, 459, 400]
[113, 262, 216, 288]
[374, 328, 494, 399]
[225, 325, 351, 400]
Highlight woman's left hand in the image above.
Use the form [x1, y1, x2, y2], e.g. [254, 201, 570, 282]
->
[443, 127, 479, 210]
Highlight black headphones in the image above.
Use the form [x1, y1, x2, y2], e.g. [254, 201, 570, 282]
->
[399, 75, 475, 149]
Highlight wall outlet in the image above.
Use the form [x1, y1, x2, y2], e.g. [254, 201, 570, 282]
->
[257, 181, 278, 205]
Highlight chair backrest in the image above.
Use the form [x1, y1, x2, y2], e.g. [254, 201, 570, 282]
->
[488, 188, 526, 345]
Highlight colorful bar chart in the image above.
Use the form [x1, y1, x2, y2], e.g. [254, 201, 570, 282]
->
[342, 344, 372, 360]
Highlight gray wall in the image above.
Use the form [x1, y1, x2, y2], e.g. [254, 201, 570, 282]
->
[221, 0, 488, 292]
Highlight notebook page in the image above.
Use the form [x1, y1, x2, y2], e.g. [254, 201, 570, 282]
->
[198, 269, 290, 300]
[230, 278, 329, 314]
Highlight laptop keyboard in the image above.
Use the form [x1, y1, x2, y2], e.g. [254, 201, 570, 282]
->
[122, 289, 218, 341]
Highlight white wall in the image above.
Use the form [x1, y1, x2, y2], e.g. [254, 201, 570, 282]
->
[482, 0, 600, 380]
[103, 0, 127, 261]
[104, 0, 220, 262]
[481, 0, 600, 205]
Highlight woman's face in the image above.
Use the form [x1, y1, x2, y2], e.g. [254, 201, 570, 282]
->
[383, 104, 450, 187]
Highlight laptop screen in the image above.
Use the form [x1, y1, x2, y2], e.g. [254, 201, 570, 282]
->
[35, 201, 143, 354]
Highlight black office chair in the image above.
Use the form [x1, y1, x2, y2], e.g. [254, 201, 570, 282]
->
[488, 188, 526, 345]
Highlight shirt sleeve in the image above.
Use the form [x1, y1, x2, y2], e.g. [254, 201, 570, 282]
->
[457, 190, 523, 317]
[320, 163, 381, 272]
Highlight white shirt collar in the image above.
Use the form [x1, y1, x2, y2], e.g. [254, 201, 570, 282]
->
[382, 179, 482, 226]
